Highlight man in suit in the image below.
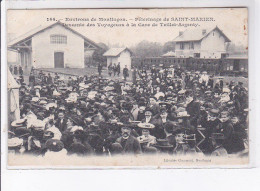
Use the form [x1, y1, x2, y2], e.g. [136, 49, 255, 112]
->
[29, 72, 36, 87]
[141, 109, 155, 124]
[123, 65, 129, 81]
[111, 124, 142, 155]
[152, 108, 173, 139]
[117, 62, 121, 77]
[186, 95, 200, 127]
[130, 101, 139, 121]
[146, 97, 160, 116]
[47, 73, 53, 85]
[55, 111, 68, 132]
[98, 63, 103, 76]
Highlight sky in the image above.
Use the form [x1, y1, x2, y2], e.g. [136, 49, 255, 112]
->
[7, 8, 248, 48]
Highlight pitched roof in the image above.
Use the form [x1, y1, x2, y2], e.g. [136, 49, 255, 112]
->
[161, 51, 176, 57]
[103, 47, 132, 57]
[173, 26, 231, 43]
[8, 21, 101, 49]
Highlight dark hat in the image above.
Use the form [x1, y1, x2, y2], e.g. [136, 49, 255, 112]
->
[159, 107, 167, 113]
[45, 139, 64, 152]
[144, 108, 154, 115]
[73, 129, 86, 141]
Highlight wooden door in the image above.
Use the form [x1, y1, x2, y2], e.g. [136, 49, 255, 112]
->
[54, 52, 64, 68]
[233, 60, 240, 71]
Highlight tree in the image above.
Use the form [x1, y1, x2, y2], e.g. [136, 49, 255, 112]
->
[130, 40, 163, 58]
[162, 41, 175, 53]
[92, 43, 108, 66]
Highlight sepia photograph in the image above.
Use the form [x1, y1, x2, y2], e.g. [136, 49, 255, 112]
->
[6, 8, 249, 167]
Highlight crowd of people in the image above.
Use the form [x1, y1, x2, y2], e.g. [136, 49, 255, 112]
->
[8, 64, 249, 158]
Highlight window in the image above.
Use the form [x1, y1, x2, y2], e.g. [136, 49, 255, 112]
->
[180, 42, 184, 50]
[194, 53, 200, 58]
[190, 42, 194, 49]
[50, 34, 67, 44]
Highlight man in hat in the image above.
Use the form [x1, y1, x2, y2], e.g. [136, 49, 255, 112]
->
[117, 62, 121, 77]
[113, 63, 117, 76]
[108, 63, 113, 77]
[141, 109, 155, 124]
[146, 97, 160, 115]
[98, 63, 103, 76]
[29, 72, 36, 87]
[130, 101, 139, 121]
[152, 108, 172, 139]
[123, 65, 129, 81]
[19, 65, 23, 75]
[228, 116, 247, 154]
[68, 130, 93, 156]
[186, 95, 201, 127]
[137, 106, 146, 121]
[55, 111, 68, 133]
[111, 124, 141, 155]
[132, 66, 137, 84]
[137, 124, 157, 154]
[14, 65, 18, 75]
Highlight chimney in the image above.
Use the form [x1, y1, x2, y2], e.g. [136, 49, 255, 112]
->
[179, 31, 183, 36]
[202, 29, 207, 35]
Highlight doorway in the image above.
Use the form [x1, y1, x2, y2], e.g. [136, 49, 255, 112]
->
[233, 59, 240, 71]
[54, 52, 64, 68]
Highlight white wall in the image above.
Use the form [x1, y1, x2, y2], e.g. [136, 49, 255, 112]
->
[107, 57, 118, 66]
[118, 50, 131, 71]
[106, 50, 131, 71]
[200, 29, 227, 58]
[175, 29, 227, 58]
[175, 41, 201, 58]
[31, 24, 84, 68]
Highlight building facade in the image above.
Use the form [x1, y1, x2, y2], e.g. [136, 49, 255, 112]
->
[103, 48, 132, 71]
[8, 22, 100, 69]
[173, 26, 231, 59]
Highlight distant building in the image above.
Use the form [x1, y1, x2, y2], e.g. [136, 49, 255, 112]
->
[8, 21, 100, 69]
[103, 47, 132, 70]
[161, 51, 176, 57]
[173, 26, 231, 59]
